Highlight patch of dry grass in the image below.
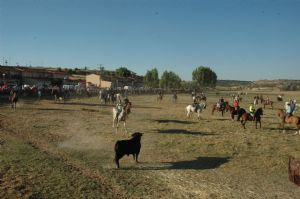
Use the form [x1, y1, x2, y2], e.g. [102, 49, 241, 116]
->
[1, 91, 300, 198]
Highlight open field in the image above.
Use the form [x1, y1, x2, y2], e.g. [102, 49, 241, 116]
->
[1, 92, 300, 198]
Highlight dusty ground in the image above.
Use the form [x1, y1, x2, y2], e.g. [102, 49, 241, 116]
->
[0, 91, 300, 198]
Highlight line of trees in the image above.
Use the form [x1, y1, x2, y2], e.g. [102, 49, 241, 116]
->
[114, 66, 217, 90]
[143, 66, 217, 90]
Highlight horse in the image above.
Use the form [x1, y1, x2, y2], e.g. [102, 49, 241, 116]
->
[157, 93, 163, 103]
[51, 87, 61, 103]
[172, 93, 178, 103]
[262, 99, 274, 109]
[112, 102, 132, 133]
[277, 109, 300, 135]
[186, 102, 206, 120]
[9, 91, 18, 110]
[195, 95, 206, 102]
[225, 104, 240, 120]
[211, 101, 229, 117]
[253, 97, 259, 106]
[226, 104, 246, 121]
[240, 108, 263, 129]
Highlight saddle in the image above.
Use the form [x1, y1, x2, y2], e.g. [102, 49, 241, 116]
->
[289, 156, 300, 186]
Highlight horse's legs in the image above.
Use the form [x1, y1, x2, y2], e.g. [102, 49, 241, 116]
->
[241, 120, 246, 129]
[186, 110, 190, 118]
[112, 116, 116, 127]
[256, 120, 261, 129]
[197, 110, 200, 120]
[123, 121, 128, 134]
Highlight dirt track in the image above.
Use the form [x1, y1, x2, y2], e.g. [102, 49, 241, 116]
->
[1, 93, 300, 198]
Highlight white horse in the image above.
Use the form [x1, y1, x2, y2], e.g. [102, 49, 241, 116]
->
[186, 102, 206, 120]
[112, 102, 131, 133]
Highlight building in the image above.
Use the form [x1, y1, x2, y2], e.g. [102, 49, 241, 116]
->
[86, 74, 113, 88]
[0, 65, 68, 87]
[86, 73, 143, 89]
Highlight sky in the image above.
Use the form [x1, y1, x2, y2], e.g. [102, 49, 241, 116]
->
[0, 0, 300, 81]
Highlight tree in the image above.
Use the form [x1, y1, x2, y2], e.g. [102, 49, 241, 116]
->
[192, 66, 217, 88]
[159, 70, 181, 89]
[180, 80, 198, 91]
[144, 68, 159, 88]
[116, 67, 132, 77]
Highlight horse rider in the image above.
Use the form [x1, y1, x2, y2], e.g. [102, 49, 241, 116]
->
[192, 97, 198, 108]
[285, 102, 293, 119]
[115, 98, 130, 118]
[217, 96, 225, 109]
[172, 91, 178, 103]
[253, 96, 258, 106]
[290, 99, 296, 114]
[249, 103, 255, 118]
[233, 97, 239, 110]
[266, 96, 270, 104]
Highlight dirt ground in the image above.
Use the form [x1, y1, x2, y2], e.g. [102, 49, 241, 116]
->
[0, 91, 300, 198]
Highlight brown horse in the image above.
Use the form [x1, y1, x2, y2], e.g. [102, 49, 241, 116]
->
[212, 101, 229, 117]
[157, 93, 163, 103]
[9, 91, 18, 110]
[277, 109, 300, 134]
[240, 108, 263, 129]
[226, 104, 246, 121]
[195, 95, 206, 102]
[262, 100, 274, 109]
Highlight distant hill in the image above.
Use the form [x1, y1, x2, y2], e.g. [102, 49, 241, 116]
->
[217, 80, 253, 87]
[217, 79, 300, 91]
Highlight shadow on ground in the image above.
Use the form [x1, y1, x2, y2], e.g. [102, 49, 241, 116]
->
[58, 102, 114, 107]
[118, 156, 230, 170]
[158, 129, 215, 136]
[154, 119, 195, 124]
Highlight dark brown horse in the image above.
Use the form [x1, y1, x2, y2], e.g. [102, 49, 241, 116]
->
[277, 109, 300, 134]
[9, 91, 18, 110]
[240, 108, 263, 129]
[226, 105, 246, 121]
[212, 101, 229, 117]
[157, 93, 163, 103]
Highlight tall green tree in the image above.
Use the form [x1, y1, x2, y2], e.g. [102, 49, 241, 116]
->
[116, 67, 132, 77]
[144, 68, 159, 88]
[159, 70, 182, 89]
[192, 66, 217, 88]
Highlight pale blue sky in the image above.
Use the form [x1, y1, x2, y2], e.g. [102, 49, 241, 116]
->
[1, 0, 300, 80]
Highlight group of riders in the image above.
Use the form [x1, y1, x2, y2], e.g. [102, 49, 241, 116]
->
[191, 92, 297, 121]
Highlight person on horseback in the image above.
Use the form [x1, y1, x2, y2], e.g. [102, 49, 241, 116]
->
[192, 97, 198, 107]
[266, 96, 270, 104]
[115, 98, 130, 118]
[233, 98, 239, 110]
[286, 102, 292, 119]
[290, 99, 296, 114]
[217, 96, 224, 109]
[249, 103, 255, 118]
